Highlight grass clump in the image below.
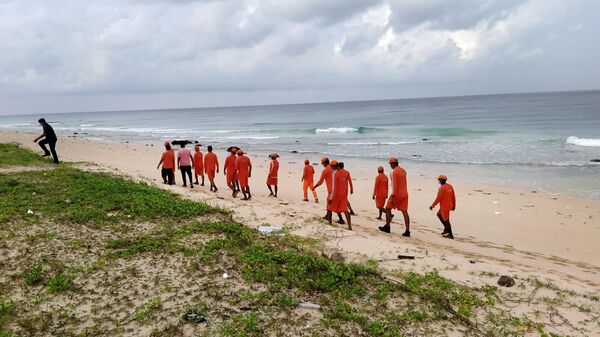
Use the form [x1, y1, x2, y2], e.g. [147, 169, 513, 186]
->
[45, 273, 72, 293]
[135, 297, 163, 323]
[0, 143, 46, 167]
[23, 265, 45, 286]
[221, 312, 261, 337]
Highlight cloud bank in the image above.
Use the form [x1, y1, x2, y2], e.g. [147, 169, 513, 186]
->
[0, 0, 598, 113]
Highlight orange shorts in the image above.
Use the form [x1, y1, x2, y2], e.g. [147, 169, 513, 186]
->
[386, 195, 408, 211]
[375, 195, 387, 209]
[194, 166, 204, 175]
[328, 196, 348, 213]
[206, 169, 216, 180]
[238, 174, 249, 188]
[226, 171, 236, 185]
[438, 210, 450, 221]
[266, 176, 278, 185]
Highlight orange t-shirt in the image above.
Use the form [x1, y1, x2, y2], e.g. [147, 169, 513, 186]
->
[224, 154, 237, 174]
[317, 165, 333, 193]
[373, 173, 388, 197]
[193, 151, 203, 169]
[204, 152, 218, 171]
[432, 183, 456, 211]
[161, 150, 175, 169]
[390, 166, 408, 198]
[235, 155, 251, 176]
[303, 164, 315, 183]
[269, 159, 279, 178]
[331, 169, 352, 199]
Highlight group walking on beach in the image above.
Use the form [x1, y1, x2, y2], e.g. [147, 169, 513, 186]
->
[152, 140, 456, 239]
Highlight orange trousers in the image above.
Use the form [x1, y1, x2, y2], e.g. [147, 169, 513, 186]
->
[303, 180, 318, 201]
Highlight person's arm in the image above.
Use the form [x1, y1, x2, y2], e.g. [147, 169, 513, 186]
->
[177, 156, 181, 170]
[34, 133, 45, 142]
[248, 160, 252, 178]
[349, 173, 353, 194]
[314, 170, 325, 189]
[430, 188, 443, 210]
[328, 172, 336, 202]
[452, 188, 456, 211]
[157, 157, 164, 170]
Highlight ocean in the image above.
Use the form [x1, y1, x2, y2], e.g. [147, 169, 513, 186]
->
[2, 90, 600, 198]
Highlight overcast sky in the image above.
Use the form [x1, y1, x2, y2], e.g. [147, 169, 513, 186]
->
[0, 0, 598, 115]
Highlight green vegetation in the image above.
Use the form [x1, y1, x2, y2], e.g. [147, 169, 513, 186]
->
[0, 166, 216, 224]
[0, 143, 46, 167]
[23, 265, 45, 286]
[0, 143, 597, 337]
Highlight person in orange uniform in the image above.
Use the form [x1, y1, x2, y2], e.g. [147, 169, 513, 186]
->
[203, 145, 219, 192]
[314, 157, 333, 218]
[301, 159, 319, 203]
[224, 147, 240, 197]
[372, 166, 388, 220]
[266, 153, 279, 197]
[235, 149, 252, 200]
[429, 175, 456, 239]
[193, 144, 205, 186]
[328, 160, 353, 230]
[156, 141, 175, 185]
[379, 157, 411, 237]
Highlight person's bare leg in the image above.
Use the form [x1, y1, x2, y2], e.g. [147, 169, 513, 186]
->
[385, 209, 392, 226]
[402, 210, 410, 232]
[201, 175, 205, 186]
[345, 212, 352, 230]
[194, 173, 199, 185]
[326, 210, 333, 225]
[348, 202, 355, 216]
[267, 184, 274, 196]
[377, 208, 383, 220]
[274, 185, 278, 197]
[337, 213, 345, 225]
[246, 187, 252, 199]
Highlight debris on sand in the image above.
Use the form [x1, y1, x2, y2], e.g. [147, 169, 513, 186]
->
[182, 309, 207, 323]
[298, 302, 321, 310]
[497, 275, 515, 287]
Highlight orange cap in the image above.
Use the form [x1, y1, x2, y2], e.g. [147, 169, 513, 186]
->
[330, 160, 338, 166]
[194, 144, 201, 149]
[388, 157, 398, 163]
[237, 149, 244, 155]
[321, 157, 329, 164]
[164, 141, 171, 146]
[270, 153, 279, 158]
[304, 159, 310, 164]
[377, 166, 384, 171]
[437, 174, 448, 180]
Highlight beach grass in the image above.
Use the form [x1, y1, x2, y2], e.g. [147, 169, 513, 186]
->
[0, 143, 594, 337]
[0, 143, 47, 167]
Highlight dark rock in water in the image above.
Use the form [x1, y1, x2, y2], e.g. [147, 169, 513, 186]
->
[291, 150, 298, 153]
[295, 140, 300, 143]
[412, 154, 422, 157]
[73, 132, 79, 135]
[591, 159, 600, 163]
[422, 138, 429, 141]
[497, 275, 515, 287]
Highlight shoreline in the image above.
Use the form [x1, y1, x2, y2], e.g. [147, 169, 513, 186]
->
[2, 130, 599, 293]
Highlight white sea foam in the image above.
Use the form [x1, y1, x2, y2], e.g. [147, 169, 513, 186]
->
[79, 124, 95, 127]
[327, 141, 417, 146]
[315, 127, 358, 134]
[566, 136, 600, 147]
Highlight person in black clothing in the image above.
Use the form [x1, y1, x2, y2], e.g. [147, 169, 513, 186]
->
[33, 118, 59, 163]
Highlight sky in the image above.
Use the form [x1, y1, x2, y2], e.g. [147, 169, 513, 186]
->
[0, 0, 598, 115]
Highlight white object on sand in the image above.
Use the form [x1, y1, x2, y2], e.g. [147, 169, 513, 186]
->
[298, 302, 321, 310]
[492, 201, 500, 204]
[258, 225, 282, 235]
[27, 209, 34, 215]
[222, 273, 229, 279]
[494, 211, 502, 215]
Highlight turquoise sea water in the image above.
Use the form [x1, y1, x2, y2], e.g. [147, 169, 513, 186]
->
[2, 90, 599, 198]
